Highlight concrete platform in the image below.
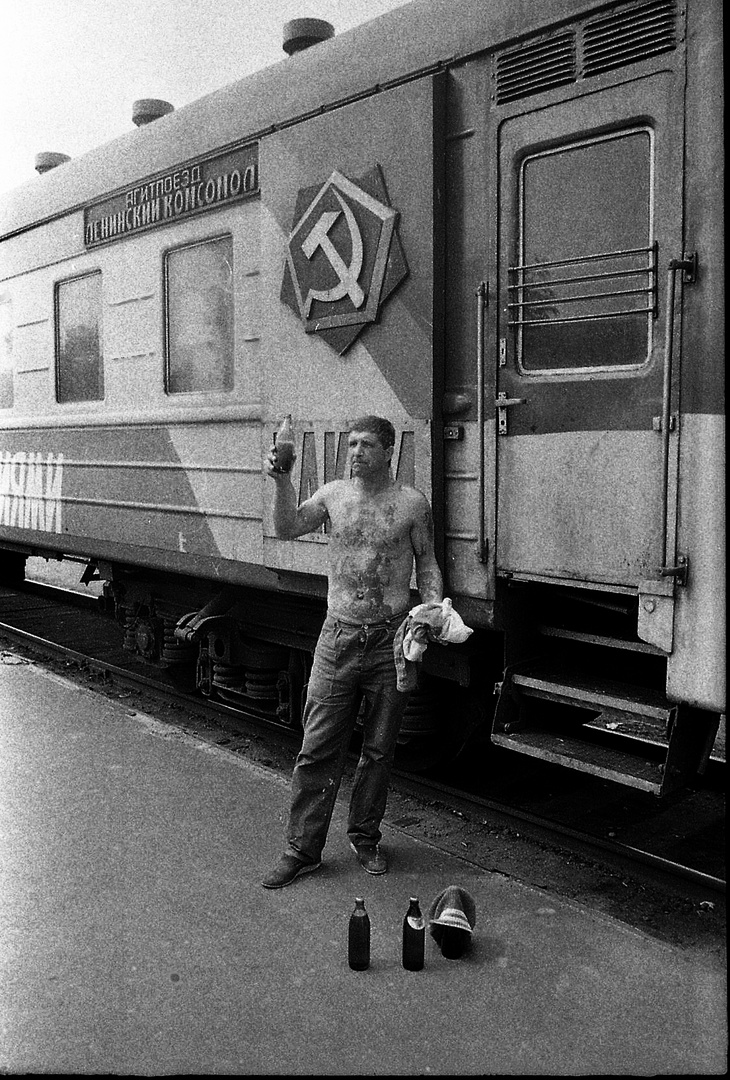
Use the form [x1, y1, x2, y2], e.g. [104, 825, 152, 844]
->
[0, 651, 726, 1075]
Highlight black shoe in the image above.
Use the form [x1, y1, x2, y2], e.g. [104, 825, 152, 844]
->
[261, 854, 321, 889]
[349, 842, 387, 875]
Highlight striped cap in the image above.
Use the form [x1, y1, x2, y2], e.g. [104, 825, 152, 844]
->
[428, 885, 476, 934]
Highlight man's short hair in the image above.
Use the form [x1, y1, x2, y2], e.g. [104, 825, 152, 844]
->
[348, 415, 395, 449]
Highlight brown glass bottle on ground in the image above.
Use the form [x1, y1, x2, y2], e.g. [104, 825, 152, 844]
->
[402, 897, 425, 971]
[348, 898, 370, 971]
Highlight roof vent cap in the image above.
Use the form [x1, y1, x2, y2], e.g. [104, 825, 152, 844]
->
[35, 152, 71, 175]
[132, 98, 174, 127]
[283, 18, 334, 55]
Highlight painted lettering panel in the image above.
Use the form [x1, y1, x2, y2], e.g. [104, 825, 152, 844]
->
[84, 145, 259, 248]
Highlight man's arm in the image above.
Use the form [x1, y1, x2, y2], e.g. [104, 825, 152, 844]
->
[273, 478, 329, 539]
[265, 448, 329, 538]
[410, 494, 443, 604]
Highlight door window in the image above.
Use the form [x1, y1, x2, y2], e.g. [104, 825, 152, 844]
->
[509, 129, 655, 373]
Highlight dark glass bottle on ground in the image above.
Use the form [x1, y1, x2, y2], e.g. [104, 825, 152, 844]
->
[348, 897, 370, 971]
[402, 897, 425, 971]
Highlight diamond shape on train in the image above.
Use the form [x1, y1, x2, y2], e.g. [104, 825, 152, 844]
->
[281, 165, 408, 354]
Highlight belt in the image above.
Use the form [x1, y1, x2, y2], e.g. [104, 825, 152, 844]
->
[327, 608, 411, 631]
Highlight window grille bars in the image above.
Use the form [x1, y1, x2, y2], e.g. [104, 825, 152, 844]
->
[507, 243, 657, 327]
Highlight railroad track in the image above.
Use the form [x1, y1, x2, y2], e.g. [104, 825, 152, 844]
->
[0, 579, 724, 902]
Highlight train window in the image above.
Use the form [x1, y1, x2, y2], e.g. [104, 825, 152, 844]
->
[0, 296, 12, 408]
[55, 272, 104, 402]
[511, 129, 653, 372]
[164, 235, 234, 394]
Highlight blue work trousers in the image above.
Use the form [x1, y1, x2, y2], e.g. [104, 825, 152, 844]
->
[285, 613, 410, 863]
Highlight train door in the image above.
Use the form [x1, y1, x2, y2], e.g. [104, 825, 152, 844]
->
[494, 72, 685, 623]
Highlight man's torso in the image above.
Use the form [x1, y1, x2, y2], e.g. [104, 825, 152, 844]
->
[323, 481, 418, 623]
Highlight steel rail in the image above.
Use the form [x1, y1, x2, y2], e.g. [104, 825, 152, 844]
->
[0, 611, 303, 738]
[390, 770, 725, 898]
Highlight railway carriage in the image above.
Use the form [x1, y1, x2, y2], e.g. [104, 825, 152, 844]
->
[0, 0, 724, 794]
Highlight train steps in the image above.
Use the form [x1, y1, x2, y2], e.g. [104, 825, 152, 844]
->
[491, 660, 715, 797]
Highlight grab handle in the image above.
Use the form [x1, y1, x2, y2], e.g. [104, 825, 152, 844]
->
[475, 282, 488, 564]
[659, 253, 696, 572]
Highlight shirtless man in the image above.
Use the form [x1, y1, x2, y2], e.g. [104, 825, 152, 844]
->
[261, 415, 443, 888]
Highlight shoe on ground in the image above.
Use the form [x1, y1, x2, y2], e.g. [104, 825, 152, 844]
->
[349, 842, 387, 875]
[261, 853, 321, 889]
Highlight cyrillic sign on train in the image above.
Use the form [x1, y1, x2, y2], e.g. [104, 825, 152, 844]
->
[84, 144, 259, 247]
[0, 451, 64, 533]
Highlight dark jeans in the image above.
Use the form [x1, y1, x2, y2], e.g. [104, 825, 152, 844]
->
[285, 612, 410, 863]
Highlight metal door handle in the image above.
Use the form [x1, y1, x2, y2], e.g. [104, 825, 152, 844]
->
[495, 392, 526, 435]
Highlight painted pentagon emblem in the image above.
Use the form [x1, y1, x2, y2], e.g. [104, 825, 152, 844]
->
[281, 165, 408, 354]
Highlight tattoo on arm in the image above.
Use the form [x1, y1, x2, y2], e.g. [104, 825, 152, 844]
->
[412, 498, 443, 603]
[416, 564, 443, 604]
[412, 505, 434, 557]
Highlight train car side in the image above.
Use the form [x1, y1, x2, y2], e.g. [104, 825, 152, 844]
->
[1, 0, 724, 783]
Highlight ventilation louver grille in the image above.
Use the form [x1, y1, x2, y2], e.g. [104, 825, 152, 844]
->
[495, 32, 577, 104]
[494, 1, 678, 105]
[584, 0, 677, 76]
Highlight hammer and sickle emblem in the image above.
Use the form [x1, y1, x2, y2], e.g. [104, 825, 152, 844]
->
[301, 189, 364, 316]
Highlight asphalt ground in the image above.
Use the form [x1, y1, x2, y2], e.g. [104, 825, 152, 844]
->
[1, 650, 726, 1075]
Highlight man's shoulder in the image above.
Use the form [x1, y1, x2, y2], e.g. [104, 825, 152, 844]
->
[315, 478, 351, 504]
[394, 482, 431, 511]
[321, 478, 351, 495]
